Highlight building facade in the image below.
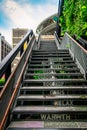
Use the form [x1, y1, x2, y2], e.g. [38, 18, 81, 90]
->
[0, 33, 12, 62]
[12, 28, 28, 48]
[12, 28, 28, 68]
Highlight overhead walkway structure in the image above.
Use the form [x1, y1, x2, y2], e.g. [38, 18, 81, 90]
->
[0, 30, 87, 130]
[36, 13, 57, 35]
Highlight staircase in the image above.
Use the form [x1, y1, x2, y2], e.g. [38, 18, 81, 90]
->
[7, 39, 87, 129]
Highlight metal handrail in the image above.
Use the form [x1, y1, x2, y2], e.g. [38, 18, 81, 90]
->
[55, 32, 87, 79]
[54, 31, 61, 44]
[0, 31, 36, 130]
[66, 33, 87, 54]
[37, 33, 41, 49]
[74, 35, 87, 50]
[40, 23, 56, 35]
[0, 30, 33, 79]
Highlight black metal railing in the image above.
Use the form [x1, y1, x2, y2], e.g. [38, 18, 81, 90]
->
[74, 35, 87, 50]
[0, 30, 33, 80]
[0, 30, 36, 129]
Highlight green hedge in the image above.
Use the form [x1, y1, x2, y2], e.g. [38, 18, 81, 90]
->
[60, 0, 87, 38]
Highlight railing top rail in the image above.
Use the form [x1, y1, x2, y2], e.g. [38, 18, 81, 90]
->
[0, 30, 33, 78]
[65, 33, 87, 54]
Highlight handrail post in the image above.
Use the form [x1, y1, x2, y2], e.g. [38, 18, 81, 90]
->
[5, 63, 11, 82]
[20, 46, 24, 56]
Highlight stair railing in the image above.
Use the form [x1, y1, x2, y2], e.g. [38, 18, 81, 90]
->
[37, 33, 41, 49]
[0, 30, 36, 130]
[54, 31, 61, 49]
[54, 32, 87, 79]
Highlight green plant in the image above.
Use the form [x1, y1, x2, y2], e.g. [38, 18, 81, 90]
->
[33, 70, 43, 79]
[0, 78, 5, 85]
[60, 0, 87, 38]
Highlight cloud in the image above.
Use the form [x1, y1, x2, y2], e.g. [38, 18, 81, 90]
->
[0, 0, 58, 45]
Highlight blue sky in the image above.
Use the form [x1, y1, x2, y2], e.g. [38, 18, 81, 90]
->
[0, 0, 58, 44]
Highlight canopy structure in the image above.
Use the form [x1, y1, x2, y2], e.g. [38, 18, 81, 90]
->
[36, 13, 58, 35]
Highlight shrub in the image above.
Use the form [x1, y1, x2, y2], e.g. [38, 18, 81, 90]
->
[60, 0, 87, 38]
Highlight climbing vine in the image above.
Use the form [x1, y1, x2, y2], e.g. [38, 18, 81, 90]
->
[60, 0, 87, 38]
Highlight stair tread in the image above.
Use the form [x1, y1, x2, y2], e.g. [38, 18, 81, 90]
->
[24, 78, 86, 82]
[31, 57, 72, 59]
[28, 64, 77, 67]
[32, 54, 70, 56]
[30, 60, 75, 63]
[8, 121, 44, 128]
[33, 49, 68, 51]
[21, 86, 87, 90]
[25, 73, 83, 76]
[29, 63, 76, 65]
[18, 95, 87, 100]
[8, 121, 87, 129]
[27, 68, 79, 70]
[32, 51, 69, 53]
[13, 106, 87, 112]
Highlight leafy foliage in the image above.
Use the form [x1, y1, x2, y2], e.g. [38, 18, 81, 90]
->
[0, 78, 5, 85]
[60, 0, 87, 38]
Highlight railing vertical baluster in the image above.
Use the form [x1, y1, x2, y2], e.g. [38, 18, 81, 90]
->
[20, 45, 24, 56]
[5, 63, 11, 81]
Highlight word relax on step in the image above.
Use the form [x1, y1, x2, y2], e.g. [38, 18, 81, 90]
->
[53, 100, 73, 106]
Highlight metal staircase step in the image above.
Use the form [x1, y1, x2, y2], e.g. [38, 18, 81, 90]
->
[25, 72, 83, 76]
[28, 63, 77, 67]
[12, 106, 87, 121]
[29, 60, 75, 64]
[25, 73, 83, 79]
[13, 106, 87, 113]
[27, 68, 80, 73]
[39, 49, 58, 51]
[31, 57, 72, 60]
[7, 121, 87, 129]
[39, 46, 57, 48]
[17, 95, 87, 101]
[20, 86, 87, 95]
[21, 86, 87, 91]
[32, 51, 70, 56]
[32, 50, 69, 53]
[31, 54, 71, 58]
[23, 78, 87, 86]
[23, 78, 86, 82]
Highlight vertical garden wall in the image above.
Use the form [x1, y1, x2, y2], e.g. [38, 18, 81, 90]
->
[60, 0, 87, 39]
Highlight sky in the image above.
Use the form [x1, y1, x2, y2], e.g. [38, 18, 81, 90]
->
[0, 0, 58, 45]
